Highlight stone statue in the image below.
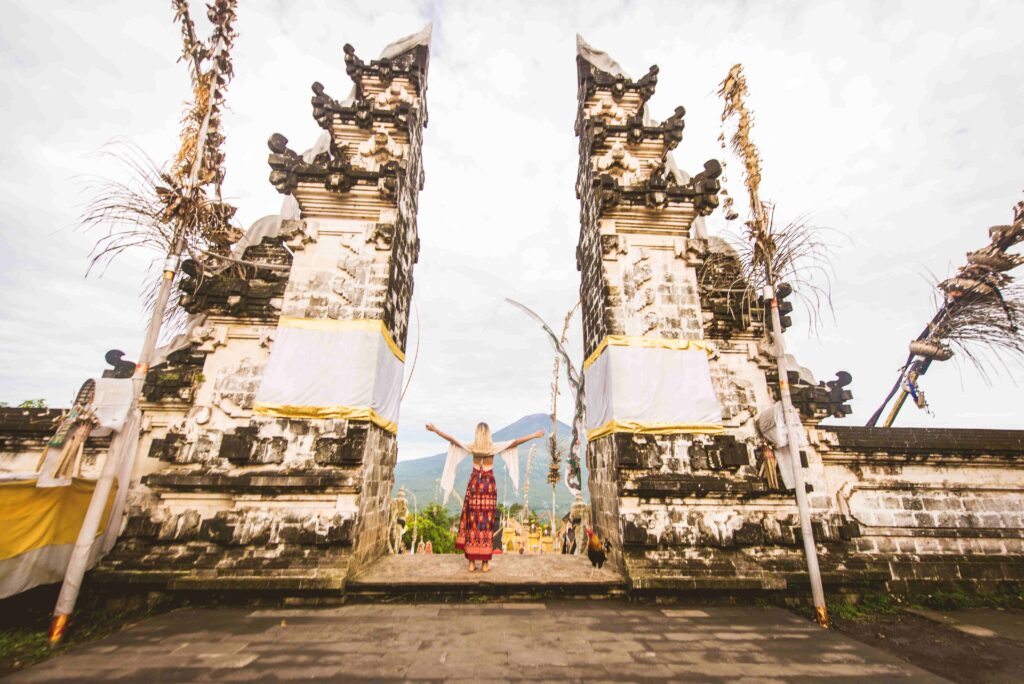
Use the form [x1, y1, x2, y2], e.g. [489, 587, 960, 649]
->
[388, 486, 409, 554]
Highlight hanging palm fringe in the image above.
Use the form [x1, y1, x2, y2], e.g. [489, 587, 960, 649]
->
[521, 444, 537, 518]
[506, 299, 584, 495]
[715, 65, 836, 332]
[546, 305, 575, 487]
[869, 197, 1024, 425]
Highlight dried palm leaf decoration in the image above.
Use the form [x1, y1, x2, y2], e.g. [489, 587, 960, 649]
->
[716, 64, 837, 330]
[868, 197, 1024, 426]
[81, 0, 241, 332]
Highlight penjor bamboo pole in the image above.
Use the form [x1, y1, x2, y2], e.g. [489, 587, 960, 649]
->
[49, 38, 226, 646]
[766, 284, 829, 628]
[721, 63, 828, 627]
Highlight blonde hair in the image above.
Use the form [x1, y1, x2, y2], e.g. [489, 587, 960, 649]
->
[474, 422, 492, 447]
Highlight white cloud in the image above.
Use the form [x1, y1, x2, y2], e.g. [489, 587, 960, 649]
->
[1, 0, 1021, 458]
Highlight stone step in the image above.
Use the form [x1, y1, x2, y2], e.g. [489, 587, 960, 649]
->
[346, 553, 628, 600]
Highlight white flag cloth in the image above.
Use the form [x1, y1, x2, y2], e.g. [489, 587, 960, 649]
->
[253, 317, 404, 433]
[440, 439, 519, 504]
[583, 336, 724, 440]
[92, 378, 133, 433]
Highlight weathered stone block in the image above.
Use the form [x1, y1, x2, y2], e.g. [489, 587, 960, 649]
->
[199, 516, 234, 544]
[175, 510, 202, 541]
[122, 514, 161, 539]
[252, 436, 287, 465]
[734, 522, 765, 546]
[219, 426, 257, 464]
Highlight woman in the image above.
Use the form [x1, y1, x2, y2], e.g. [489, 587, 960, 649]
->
[428, 422, 543, 573]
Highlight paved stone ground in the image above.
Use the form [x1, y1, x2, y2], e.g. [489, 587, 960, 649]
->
[905, 607, 1024, 641]
[7, 602, 946, 683]
[351, 554, 624, 587]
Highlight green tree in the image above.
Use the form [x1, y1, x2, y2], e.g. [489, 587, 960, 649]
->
[498, 503, 523, 519]
[403, 503, 457, 554]
[17, 399, 46, 409]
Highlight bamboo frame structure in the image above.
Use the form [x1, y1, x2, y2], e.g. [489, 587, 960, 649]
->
[868, 199, 1024, 427]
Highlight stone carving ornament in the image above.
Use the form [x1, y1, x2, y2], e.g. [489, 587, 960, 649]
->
[595, 141, 642, 186]
[374, 82, 415, 110]
[586, 96, 628, 125]
[355, 127, 404, 172]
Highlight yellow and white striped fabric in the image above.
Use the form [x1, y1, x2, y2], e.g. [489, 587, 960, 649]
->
[583, 335, 724, 441]
[253, 317, 404, 433]
[0, 479, 116, 599]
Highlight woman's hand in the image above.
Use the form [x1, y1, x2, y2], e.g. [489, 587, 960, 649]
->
[425, 423, 437, 433]
[534, 430, 545, 439]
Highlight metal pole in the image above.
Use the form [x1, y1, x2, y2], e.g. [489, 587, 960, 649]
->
[766, 285, 829, 628]
[49, 37, 226, 645]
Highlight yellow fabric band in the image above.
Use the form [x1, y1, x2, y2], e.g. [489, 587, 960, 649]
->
[0, 479, 116, 560]
[252, 403, 398, 434]
[583, 336, 716, 370]
[277, 317, 405, 364]
[586, 420, 725, 442]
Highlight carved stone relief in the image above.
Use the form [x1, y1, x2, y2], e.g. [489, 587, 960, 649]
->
[354, 126, 404, 172]
[595, 141, 642, 186]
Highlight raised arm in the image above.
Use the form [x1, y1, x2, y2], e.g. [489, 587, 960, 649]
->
[426, 423, 459, 446]
[507, 430, 545, 450]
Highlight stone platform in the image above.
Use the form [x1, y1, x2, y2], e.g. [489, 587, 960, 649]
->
[7, 602, 944, 682]
[347, 554, 627, 600]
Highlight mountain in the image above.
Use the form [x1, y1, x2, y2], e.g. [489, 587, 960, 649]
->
[394, 413, 589, 517]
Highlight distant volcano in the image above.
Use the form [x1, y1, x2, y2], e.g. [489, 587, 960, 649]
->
[394, 413, 589, 516]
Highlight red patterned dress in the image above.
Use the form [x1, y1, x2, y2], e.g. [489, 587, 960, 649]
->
[455, 466, 498, 561]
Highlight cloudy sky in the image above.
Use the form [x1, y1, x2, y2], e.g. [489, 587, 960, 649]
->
[1, 0, 1021, 460]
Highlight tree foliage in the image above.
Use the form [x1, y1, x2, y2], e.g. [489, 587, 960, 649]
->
[402, 503, 457, 554]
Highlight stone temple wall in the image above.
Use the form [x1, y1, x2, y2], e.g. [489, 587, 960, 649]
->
[91, 32, 431, 593]
[816, 427, 1024, 591]
[0, 407, 110, 479]
[574, 41, 1024, 595]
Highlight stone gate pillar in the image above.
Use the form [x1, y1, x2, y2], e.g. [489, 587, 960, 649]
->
[575, 37, 856, 593]
[574, 36, 723, 573]
[99, 28, 430, 593]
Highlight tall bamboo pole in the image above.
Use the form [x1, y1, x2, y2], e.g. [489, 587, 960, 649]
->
[720, 64, 828, 628]
[767, 286, 828, 626]
[48, 33, 228, 646]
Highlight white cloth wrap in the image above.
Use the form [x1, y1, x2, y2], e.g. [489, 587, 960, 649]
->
[584, 343, 723, 438]
[755, 401, 807, 490]
[92, 378, 133, 432]
[253, 319, 403, 431]
[755, 403, 788, 448]
[440, 439, 519, 504]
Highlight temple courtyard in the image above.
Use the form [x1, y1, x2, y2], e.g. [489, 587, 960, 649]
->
[4, 601, 954, 682]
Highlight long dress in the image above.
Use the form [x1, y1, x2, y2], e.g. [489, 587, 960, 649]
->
[455, 466, 498, 561]
[440, 439, 519, 563]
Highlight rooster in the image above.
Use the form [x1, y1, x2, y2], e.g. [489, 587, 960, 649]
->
[585, 527, 610, 572]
